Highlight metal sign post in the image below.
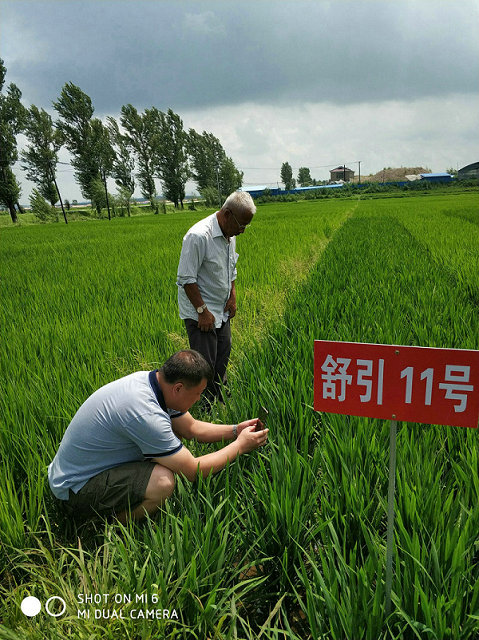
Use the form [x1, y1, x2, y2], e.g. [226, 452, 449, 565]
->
[313, 340, 479, 617]
[385, 419, 397, 616]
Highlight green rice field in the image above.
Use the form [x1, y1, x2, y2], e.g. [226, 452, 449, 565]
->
[0, 191, 478, 639]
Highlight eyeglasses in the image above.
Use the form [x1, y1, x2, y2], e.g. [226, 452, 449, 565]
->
[231, 211, 249, 230]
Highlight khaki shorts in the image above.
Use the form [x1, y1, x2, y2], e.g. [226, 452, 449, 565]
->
[56, 461, 156, 521]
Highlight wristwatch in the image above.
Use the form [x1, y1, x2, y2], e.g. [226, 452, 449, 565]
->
[196, 303, 207, 314]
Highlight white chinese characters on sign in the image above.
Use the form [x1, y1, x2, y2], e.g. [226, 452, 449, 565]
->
[357, 358, 384, 404]
[400, 365, 473, 412]
[321, 356, 474, 413]
[439, 366, 473, 412]
[321, 355, 351, 402]
[321, 355, 384, 404]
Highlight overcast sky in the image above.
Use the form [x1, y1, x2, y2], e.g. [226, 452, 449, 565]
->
[2, 0, 478, 201]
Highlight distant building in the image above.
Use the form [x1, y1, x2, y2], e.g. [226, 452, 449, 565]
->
[238, 184, 344, 198]
[330, 166, 354, 182]
[237, 184, 280, 198]
[420, 172, 453, 184]
[458, 162, 479, 181]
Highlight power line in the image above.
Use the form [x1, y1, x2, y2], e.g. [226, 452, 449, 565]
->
[15, 158, 361, 171]
[239, 161, 360, 171]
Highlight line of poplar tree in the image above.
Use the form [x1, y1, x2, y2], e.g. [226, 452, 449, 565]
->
[0, 59, 243, 224]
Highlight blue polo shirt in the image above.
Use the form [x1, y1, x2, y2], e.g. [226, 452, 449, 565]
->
[48, 370, 183, 500]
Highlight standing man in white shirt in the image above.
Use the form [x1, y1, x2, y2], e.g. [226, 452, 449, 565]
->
[177, 191, 256, 403]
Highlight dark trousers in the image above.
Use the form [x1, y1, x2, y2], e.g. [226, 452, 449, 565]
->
[184, 318, 232, 401]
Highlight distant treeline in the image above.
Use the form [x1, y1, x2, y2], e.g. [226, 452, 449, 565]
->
[252, 179, 479, 203]
[0, 58, 243, 223]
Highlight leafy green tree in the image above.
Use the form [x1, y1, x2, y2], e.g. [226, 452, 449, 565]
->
[107, 117, 135, 216]
[42, 181, 58, 207]
[20, 105, 68, 223]
[201, 186, 220, 208]
[297, 167, 312, 187]
[188, 129, 243, 204]
[120, 104, 159, 214]
[116, 184, 133, 217]
[188, 129, 225, 192]
[280, 161, 295, 190]
[217, 155, 243, 197]
[29, 188, 58, 222]
[0, 58, 26, 222]
[89, 177, 108, 217]
[0, 167, 21, 221]
[53, 83, 100, 203]
[154, 108, 189, 209]
[90, 118, 115, 219]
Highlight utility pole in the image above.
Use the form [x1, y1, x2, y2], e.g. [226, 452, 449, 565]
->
[358, 161, 361, 185]
[101, 169, 111, 220]
[215, 166, 222, 209]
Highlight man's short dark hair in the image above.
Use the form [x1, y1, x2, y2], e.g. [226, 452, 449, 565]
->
[160, 350, 213, 387]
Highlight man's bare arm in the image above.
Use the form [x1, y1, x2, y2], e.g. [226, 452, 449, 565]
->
[172, 412, 259, 443]
[224, 280, 236, 318]
[183, 283, 205, 309]
[183, 283, 215, 331]
[153, 426, 269, 482]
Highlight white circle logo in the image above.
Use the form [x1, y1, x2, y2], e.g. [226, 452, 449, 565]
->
[45, 596, 67, 617]
[20, 596, 41, 617]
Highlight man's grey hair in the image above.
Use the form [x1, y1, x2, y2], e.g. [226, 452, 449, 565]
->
[222, 191, 256, 217]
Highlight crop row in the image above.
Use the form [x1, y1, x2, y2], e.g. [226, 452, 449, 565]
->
[1, 195, 478, 638]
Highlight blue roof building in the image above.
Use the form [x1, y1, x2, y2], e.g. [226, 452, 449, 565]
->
[420, 172, 453, 183]
[238, 183, 345, 198]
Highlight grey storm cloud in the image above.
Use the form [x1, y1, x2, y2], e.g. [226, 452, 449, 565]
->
[2, 0, 478, 115]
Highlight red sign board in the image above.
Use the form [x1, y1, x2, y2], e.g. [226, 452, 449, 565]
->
[314, 341, 479, 428]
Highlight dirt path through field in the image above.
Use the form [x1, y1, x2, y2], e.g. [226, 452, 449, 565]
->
[230, 199, 359, 357]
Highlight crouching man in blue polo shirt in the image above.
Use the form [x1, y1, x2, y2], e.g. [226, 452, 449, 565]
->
[48, 349, 268, 523]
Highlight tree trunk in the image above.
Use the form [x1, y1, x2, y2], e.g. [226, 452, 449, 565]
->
[16, 201, 25, 214]
[8, 202, 17, 223]
[150, 195, 158, 214]
[52, 173, 68, 224]
[1, 166, 18, 222]
[102, 172, 111, 220]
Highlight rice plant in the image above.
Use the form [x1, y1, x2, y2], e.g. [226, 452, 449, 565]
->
[1, 193, 478, 638]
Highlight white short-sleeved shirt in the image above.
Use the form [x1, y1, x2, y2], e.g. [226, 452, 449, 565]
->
[48, 371, 183, 500]
[177, 212, 238, 328]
